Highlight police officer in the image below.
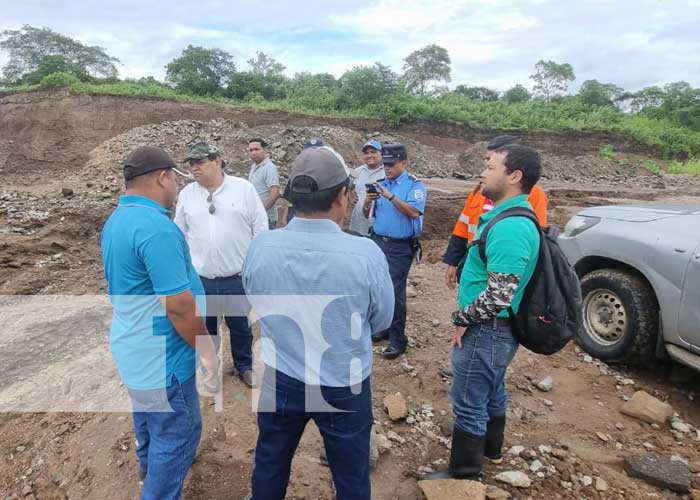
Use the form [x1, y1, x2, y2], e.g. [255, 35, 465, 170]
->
[363, 144, 427, 359]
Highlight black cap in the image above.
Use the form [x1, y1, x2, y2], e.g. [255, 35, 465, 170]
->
[381, 144, 407, 165]
[486, 135, 521, 150]
[124, 146, 176, 180]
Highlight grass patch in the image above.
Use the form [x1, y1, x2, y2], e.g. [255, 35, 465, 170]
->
[669, 158, 700, 175]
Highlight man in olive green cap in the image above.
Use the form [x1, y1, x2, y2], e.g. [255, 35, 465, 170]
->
[175, 141, 269, 388]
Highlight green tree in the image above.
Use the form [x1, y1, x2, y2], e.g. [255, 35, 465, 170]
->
[226, 71, 287, 100]
[338, 63, 400, 107]
[577, 79, 623, 108]
[502, 84, 531, 103]
[22, 55, 91, 84]
[402, 44, 451, 96]
[165, 45, 236, 96]
[0, 25, 119, 83]
[530, 60, 575, 102]
[453, 85, 499, 101]
[247, 51, 286, 77]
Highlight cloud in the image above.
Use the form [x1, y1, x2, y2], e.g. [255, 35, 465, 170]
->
[1, 0, 698, 91]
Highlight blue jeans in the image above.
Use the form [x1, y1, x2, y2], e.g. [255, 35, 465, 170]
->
[252, 369, 373, 500]
[200, 275, 253, 372]
[450, 324, 518, 436]
[373, 237, 413, 349]
[129, 374, 202, 500]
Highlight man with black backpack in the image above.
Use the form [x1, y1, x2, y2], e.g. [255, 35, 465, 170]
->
[424, 144, 545, 482]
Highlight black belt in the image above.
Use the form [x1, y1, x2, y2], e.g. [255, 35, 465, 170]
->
[200, 273, 241, 281]
[484, 317, 511, 328]
[372, 233, 411, 244]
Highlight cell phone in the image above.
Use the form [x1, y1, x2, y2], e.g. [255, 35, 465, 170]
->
[365, 183, 378, 194]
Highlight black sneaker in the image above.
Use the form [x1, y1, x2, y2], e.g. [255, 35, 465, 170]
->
[382, 345, 405, 359]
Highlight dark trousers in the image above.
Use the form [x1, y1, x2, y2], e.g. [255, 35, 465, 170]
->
[373, 237, 414, 349]
[199, 274, 253, 372]
[252, 369, 373, 500]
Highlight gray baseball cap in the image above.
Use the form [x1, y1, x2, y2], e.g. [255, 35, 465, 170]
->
[289, 146, 350, 193]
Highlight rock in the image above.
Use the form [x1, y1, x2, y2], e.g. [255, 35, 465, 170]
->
[400, 362, 415, 373]
[406, 285, 418, 298]
[551, 448, 567, 459]
[536, 376, 553, 392]
[530, 460, 543, 472]
[623, 453, 690, 493]
[596, 432, 609, 442]
[620, 390, 674, 425]
[581, 475, 593, 487]
[375, 433, 392, 454]
[495, 471, 532, 488]
[61, 188, 74, 197]
[583, 355, 593, 363]
[508, 445, 525, 456]
[689, 461, 700, 474]
[21, 485, 32, 496]
[595, 477, 608, 491]
[418, 479, 486, 500]
[439, 416, 454, 437]
[672, 421, 691, 433]
[387, 431, 405, 444]
[538, 445, 552, 455]
[689, 489, 700, 500]
[485, 485, 511, 499]
[383, 393, 408, 421]
[431, 319, 441, 328]
[16, 446, 26, 452]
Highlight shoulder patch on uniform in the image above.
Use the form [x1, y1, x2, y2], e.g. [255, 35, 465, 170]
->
[408, 174, 419, 182]
[414, 189, 424, 200]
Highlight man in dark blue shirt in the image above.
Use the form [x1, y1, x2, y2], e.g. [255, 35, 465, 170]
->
[363, 144, 427, 359]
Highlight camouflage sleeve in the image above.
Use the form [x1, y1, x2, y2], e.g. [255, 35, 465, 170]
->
[452, 272, 521, 326]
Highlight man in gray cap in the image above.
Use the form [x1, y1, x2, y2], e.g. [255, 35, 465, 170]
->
[101, 146, 217, 499]
[175, 141, 268, 388]
[242, 146, 394, 500]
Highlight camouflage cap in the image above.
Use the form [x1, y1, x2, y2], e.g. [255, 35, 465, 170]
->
[185, 141, 223, 161]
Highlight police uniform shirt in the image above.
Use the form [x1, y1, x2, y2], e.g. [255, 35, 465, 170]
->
[372, 171, 427, 239]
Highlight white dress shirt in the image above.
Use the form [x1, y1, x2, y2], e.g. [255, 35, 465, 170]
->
[175, 175, 269, 279]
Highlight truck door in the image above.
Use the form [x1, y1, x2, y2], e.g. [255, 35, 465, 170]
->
[679, 240, 700, 349]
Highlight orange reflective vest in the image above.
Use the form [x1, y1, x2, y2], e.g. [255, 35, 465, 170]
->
[453, 185, 548, 242]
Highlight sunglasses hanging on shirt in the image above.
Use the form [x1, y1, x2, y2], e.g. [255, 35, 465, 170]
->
[207, 194, 216, 215]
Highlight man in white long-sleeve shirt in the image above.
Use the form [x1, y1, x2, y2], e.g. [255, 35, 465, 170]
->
[175, 141, 268, 387]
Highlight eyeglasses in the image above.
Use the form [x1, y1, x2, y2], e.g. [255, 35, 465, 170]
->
[207, 194, 215, 215]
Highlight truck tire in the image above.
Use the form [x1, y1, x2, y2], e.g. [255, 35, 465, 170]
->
[577, 268, 658, 364]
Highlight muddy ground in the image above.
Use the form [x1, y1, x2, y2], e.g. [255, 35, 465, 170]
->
[1, 91, 700, 500]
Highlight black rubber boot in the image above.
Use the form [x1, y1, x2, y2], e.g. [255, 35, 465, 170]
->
[484, 415, 506, 464]
[421, 426, 485, 480]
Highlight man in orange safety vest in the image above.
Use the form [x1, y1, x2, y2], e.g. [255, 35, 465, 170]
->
[443, 135, 548, 290]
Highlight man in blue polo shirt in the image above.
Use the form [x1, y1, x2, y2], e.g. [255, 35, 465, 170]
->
[363, 144, 427, 359]
[101, 146, 217, 500]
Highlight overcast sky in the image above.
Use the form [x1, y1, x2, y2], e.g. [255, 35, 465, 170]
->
[1, 0, 699, 92]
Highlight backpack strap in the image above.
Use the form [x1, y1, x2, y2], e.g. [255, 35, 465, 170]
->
[473, 207, 540, 263]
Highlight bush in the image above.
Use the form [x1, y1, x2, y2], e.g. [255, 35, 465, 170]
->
[39, 71, 81, 88]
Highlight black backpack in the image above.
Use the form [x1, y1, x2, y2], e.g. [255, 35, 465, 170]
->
[471, 207, 582, 355]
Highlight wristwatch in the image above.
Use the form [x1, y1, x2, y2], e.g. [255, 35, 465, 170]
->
[451, 310, 469, 327]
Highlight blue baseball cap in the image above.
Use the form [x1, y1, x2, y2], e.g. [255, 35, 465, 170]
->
[304, 137, 325, 149]
[362, 139, 382, 152]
